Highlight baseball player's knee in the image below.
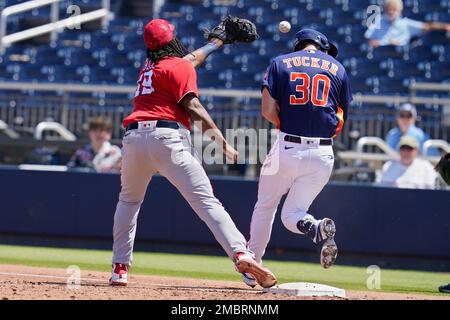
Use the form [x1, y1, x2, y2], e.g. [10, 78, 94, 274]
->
[118, 185, 147, 203]
[253, 201, 279, 215]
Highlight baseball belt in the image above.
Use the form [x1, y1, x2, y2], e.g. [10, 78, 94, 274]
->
[125, 120, 180, 132]
[284, 135, 333, 146]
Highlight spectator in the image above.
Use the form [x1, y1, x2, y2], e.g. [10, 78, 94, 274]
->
[377, 136, 437, 189]
[385, 103, 437, 155]
[365, 0, 450, 47]
[67, 117, 121, 173]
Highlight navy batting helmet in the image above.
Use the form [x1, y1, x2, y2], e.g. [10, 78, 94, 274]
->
[294, 28, 338, 58]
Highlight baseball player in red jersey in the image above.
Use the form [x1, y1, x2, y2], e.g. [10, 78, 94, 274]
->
[110, 19, 277, 288]
[242, 29, 352, 287]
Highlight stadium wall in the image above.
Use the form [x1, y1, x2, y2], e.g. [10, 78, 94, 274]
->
[0, 168, 449, 263]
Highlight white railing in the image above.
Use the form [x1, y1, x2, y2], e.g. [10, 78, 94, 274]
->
[338, 136, 447, 166]
[152, 0, 166, 19]
[0, 119, 20, 138]
[423, 139, 450, 155]
[0, 81, 449, 105]
[34, 121, 77, 141]
[0, 81, 262, 98]
[0, 0, 111, 54]
[355, 137, 398, 157]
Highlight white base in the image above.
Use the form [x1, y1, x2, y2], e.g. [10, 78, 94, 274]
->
[263, 282, 346, 298]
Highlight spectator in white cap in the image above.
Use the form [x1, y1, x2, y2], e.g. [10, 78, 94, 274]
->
[365, 0, 450, 48]
[385, 103, 437, 155]
[377, 136, 437, 189]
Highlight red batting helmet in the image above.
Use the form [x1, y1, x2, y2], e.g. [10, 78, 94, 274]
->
[144, 19, 176, 51]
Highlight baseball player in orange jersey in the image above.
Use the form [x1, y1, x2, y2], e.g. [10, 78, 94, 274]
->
[109, 18, 276, 288]
[243, 29, 353, 287]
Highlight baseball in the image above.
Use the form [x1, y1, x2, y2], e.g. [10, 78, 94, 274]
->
[279, 21, 291, 33]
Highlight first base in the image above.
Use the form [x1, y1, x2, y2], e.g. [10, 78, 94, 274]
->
[263, 282, 346, 298]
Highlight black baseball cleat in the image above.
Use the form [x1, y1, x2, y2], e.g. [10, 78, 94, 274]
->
[298, 217, 337, 269]
[317, 218, 338, 269]
[439, 283, 450, 293]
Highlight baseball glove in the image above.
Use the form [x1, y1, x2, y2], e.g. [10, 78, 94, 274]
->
[206, 16, 259, 44]
[435, 153, 450, 185]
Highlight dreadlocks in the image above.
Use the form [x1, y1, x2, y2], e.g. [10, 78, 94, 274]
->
[146, 37, 188, 64]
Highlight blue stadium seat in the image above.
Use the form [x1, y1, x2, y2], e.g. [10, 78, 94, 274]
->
[1, 0, 448, 96]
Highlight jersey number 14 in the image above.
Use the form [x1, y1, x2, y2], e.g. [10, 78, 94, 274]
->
[290, 72, 330, 107]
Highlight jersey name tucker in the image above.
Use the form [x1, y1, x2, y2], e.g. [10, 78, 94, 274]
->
[282, 56, 339, 76]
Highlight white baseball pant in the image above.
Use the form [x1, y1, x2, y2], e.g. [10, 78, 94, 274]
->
[112, 121, 252, 265]
[248, 132, 334, 264]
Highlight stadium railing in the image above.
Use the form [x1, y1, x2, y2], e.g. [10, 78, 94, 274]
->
[0, 0, 111, 54]
[0, 81, 448, 178]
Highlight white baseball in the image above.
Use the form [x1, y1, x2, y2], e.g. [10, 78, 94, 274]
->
[279, 21, 291, 33]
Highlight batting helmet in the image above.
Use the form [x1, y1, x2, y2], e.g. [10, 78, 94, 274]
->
[144, 19, 176, 51]
[293, 28, 338, 58]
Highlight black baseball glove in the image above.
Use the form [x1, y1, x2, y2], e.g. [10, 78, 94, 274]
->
[206, 16, 259, 44]
[435, 153, 450, 186]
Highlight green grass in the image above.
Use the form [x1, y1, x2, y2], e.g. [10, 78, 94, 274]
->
[0, 244, 448, 296]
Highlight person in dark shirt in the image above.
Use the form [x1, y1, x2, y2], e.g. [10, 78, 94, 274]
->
[67, 116, 121, 173]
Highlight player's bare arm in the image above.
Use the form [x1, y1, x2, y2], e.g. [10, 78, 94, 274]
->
[261, 87, 280, 125]
[181, 93, 238, 162]
[183, 38, 224, 68]
[422, 22, 450, 33]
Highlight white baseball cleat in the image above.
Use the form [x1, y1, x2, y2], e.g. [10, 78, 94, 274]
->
[109, 263, 128, 286]
[317, 218, 338, 269]
[242, 272, 257, 288]
[235, 253, 277, 288]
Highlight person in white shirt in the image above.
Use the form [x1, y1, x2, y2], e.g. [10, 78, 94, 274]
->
[377, 136, 437, 189]
[365, 0, 450, 48]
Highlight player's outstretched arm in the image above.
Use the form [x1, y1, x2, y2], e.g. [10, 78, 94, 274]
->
[261, 87, 280, 125]
[184, 16, 258, 68]
[183, 38, 224, 68]
[180, 93, 238, 162]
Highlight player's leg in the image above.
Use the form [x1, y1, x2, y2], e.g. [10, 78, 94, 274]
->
[242, 140, 294, 287]
[112, 132, 156, 269]
[280, 146, 336, 267]
[248, 142, 294, 265]
[150, 128, 277, 287]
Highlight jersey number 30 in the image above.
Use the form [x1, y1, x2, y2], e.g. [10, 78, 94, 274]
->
[290, 72, 330, 107]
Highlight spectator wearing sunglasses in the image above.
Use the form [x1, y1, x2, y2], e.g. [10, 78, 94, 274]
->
[377, 136, 437, 189]
[385, 104, 437, 155]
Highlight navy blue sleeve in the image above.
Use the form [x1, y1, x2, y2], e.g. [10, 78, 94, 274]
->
[261, 59, 278, 100]
[339, 71, 352, 122]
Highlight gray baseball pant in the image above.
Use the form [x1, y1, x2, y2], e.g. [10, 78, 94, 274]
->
[112, 123, 251, 265]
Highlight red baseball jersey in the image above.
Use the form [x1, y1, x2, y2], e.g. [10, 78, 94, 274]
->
[123, 57, 198, 130]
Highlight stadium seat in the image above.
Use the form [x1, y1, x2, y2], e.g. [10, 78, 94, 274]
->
[0, 0, 447, 97]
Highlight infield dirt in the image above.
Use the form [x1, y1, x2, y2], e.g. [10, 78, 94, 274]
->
[0, 264, 448, 300]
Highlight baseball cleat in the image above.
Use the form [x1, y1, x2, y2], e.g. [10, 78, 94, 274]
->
[235, 253, 277, 288]
[317, 218, 338, 269]
[242, 272, 257, 288]
[109, 263, 128, 286]
[439, 283, 450, 294]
